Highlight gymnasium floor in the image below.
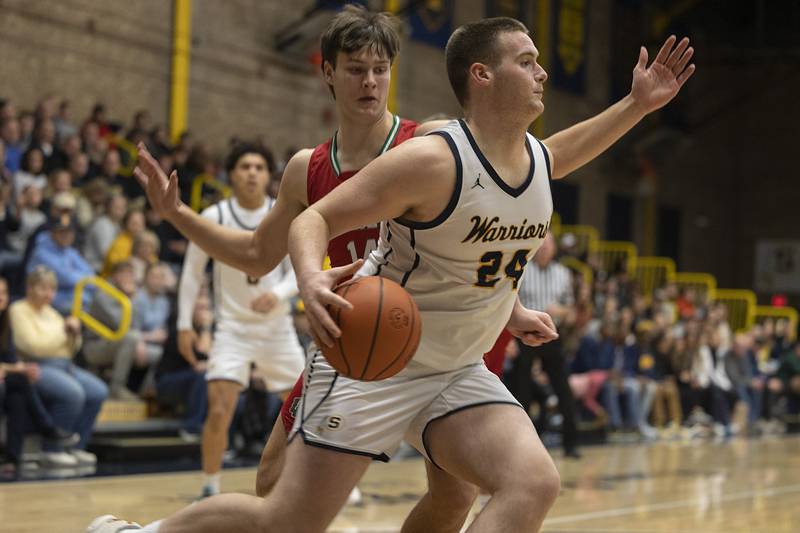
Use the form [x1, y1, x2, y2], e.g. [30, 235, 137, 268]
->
[2, 435, 799, 532]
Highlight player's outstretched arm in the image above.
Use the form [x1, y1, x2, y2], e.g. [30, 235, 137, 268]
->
[289, 136, 452, 346]
[134, 144, 310, 278]
[543, 35, 695, 180]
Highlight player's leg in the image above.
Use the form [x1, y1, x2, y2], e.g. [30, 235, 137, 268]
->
[425, 403, 560, 532]
[255, 373, 302, 496]
[255, 417, 287, 497]
[401, 459, 478, 533]
[153, 438, 370, 533]
[201, 379, 242, 495]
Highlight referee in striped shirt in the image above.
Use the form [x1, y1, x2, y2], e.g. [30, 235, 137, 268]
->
[511, 231, 580, 458]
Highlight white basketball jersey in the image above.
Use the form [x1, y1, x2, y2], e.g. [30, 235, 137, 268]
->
[364, 119, 553, 371]
[177, 197, 297, 337]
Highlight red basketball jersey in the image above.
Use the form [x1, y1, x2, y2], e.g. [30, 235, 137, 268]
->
[307, 116, 418, 269]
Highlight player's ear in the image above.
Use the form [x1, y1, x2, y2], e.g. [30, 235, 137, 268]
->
[469, 62, 492, 88]
[323, 61, 335, 86]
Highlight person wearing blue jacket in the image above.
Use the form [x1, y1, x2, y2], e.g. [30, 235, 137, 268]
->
[26, 214, 93, 314]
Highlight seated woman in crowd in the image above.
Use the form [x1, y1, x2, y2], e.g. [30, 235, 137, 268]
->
[0, 274, 80, 469]
[8, 266, 107, 465]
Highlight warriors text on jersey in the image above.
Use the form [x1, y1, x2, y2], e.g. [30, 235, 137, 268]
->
[365, 119, 553, 371]
[307, 114, 418, 267]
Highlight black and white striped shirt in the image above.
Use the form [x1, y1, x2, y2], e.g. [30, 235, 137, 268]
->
[518, 260, 574, 314]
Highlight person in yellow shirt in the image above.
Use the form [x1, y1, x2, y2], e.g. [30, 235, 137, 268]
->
[9, 266, 108, 465]
[101, 208, 145, 277]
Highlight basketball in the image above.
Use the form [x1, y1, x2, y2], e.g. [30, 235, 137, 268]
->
[321, 276, 421, 381]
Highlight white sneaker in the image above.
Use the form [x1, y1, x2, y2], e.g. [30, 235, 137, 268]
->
[42, 451, 79, 467]
[86, 515, 141, 532]
[70, 449, 98, 465]
[347, 486, 363, 505]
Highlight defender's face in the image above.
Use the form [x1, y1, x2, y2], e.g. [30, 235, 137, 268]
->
[327, 48, 391, 120]
[491, 31, 548, 119]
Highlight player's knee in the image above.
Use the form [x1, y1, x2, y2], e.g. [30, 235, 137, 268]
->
[523, 460, 561, 507]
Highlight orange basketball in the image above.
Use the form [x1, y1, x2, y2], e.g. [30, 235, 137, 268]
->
[321, 276, 421, 381]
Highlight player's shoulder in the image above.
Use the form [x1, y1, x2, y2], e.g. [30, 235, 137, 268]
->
[199, 200, 227, 222]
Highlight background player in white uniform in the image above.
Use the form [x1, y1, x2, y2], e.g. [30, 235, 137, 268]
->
[87, 15, 694, 533]
[178, 143, 304, 498]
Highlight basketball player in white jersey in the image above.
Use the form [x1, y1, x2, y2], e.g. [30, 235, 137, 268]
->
[86, 16, 694, 533]
[178, 143, 304, 498]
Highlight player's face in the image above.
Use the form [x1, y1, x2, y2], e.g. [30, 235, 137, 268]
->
[231, 153, 269, 200]
[491, 31, 548, 120]
[327, 48, 391, 120]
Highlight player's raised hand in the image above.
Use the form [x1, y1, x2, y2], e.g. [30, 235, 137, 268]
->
[630, 35, 695, 114]
[507, 307, 559, 347]
[133, 142, 181, 220]
[298, 260, 364, 347]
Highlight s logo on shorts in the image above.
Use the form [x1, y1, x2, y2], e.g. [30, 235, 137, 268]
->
[326, 415, 344, 430]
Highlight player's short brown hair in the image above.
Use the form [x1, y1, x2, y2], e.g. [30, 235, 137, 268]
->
[445, 17, 529, 107]
[320, 4, 400, 74]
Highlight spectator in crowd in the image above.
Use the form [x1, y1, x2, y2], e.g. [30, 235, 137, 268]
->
[68, 152, 91, 187]
[31, 118, 60, 173]
[9, 266, 107, 465]
[101, 209, 145, 277]
[82, 261, 150, 400]
[725, 332, 763, 434]
[0, 139, 11, 184]
[156, 289, 211, 442]
[26, 213, 93, 315]
[0, 275, 80, 468]
[694, 329, 736, 437]
[18, 111, 34, 148]
[648, 328, 683, 433]
[8, 185, 46, 254]
[129, 230, 160, 286]
[0, 184, 21, 277]
[0, 118, 23, 174]
[776, 341, 800, 417]
[83, 192, 126, 272]
[134, 262, 172, 390]
[13, 147, 48, 199]
[53, 99, 77, 142]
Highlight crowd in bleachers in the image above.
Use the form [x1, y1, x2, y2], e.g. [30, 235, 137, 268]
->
[508, 237, 800, 444]
[1, 94, 799, 479]
[0, 95, 288, 476]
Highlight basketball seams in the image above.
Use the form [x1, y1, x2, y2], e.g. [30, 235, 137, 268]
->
[372, 290, 420, 380]
[333, 283, 354, 376]
[360, 277, 385, 379]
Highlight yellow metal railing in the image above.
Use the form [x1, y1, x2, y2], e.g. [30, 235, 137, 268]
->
[754, 306, 798, 341]
[555, 224, 599, 258]
[560, 256, 593, 287]
[597, 240, 637, 276]
[675, 272, 717, 303]
[190, 173, 231, 212]
[635, 257, 676, 299]
[72, 276, 132, 341]
[715, 289, 757, 333]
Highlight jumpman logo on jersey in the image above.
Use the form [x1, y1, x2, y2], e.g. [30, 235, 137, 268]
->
[471, 173, 485, 190]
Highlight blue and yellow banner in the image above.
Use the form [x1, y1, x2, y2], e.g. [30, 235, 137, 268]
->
[409, 0, 455, 49]
[551, 0, 588, 95]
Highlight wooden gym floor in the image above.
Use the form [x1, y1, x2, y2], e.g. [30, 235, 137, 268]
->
[2, 435, 799, 532]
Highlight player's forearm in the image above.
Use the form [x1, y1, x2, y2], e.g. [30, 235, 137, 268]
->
[170, 203, 268, 277]
[544, 94, 647, 179]
[288, 208, 330, 277]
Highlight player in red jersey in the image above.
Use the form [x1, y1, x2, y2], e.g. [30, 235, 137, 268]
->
[99, 6, 479, 533]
